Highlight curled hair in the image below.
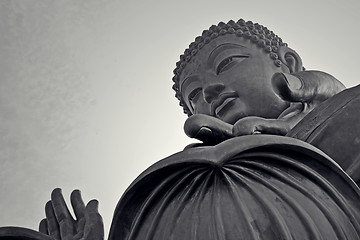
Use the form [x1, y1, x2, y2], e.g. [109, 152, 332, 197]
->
[172, 19, 288, 116]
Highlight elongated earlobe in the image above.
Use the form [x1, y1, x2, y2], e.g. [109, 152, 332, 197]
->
[277, 46, 303, 73]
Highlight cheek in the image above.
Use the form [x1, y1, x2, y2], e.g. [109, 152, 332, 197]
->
[225, 61, 267, 86]
[191, 96, 211, 115]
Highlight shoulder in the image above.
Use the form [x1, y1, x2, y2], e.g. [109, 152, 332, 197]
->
[288, 84, 360, 183]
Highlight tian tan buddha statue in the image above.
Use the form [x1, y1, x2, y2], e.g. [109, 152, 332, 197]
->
[1, 19, 360, 240]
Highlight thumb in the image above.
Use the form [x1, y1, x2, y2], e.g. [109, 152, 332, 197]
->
[272, 72, 307, 102]
[272, 71, 345, 103]
[184, 114, 233, 143]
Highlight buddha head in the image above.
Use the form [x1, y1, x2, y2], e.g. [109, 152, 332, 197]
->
[172, 19, 303, 124]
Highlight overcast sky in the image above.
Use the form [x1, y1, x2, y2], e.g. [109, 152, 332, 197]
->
[1, 0, 359, 237]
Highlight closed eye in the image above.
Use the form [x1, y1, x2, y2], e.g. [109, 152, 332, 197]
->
[217, 56, 248, 75]
[188, 87, 202, 113]
[188, 87, 202, 102]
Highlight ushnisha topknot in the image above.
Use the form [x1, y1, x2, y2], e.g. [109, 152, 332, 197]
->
[172, 19, 288, 116]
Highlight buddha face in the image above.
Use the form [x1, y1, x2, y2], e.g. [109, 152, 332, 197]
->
[179, 35, 291, 124]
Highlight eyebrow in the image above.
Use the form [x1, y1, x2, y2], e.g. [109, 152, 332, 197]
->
[207, 43, 250, 69]
[180, 75, 200, 94]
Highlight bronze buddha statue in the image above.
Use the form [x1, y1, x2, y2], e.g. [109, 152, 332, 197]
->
[172, 19, 360, 186]
[1, 18, 360, 240]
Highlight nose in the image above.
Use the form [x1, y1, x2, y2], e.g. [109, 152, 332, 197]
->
[203, 83, 225, 103]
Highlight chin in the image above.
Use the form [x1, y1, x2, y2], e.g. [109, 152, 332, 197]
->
[217, 99, 248, 124]
[220, 111, 247, 125]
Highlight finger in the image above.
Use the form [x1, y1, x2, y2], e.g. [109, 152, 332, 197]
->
[85, 200, 102, 225]
[71, 189, 86, 220]
[75, 217, 86, 239]
[51, 188, 74, 222]
[232, 116, 259, 136]
[85, 199, 99, 213]
[45, 201, 61, 240]
[83, 200, 104, 240]
[51, 188, 75, 239]
[232, 117, 290, 136]
[39, 218, 49, 235]
[71, 189, 86, 235]
[184, 114, 233, 143]
[258, 120, 290, 136]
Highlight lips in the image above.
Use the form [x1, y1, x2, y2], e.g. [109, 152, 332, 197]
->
[211, 92, 239, 118]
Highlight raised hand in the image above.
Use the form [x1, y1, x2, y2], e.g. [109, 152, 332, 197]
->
[39, 189, 104, 240]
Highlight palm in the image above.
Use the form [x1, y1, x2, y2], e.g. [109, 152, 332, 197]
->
[39, 189, 104, 240]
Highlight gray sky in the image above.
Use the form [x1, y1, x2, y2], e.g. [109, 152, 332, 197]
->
[0, 0, 359, 236]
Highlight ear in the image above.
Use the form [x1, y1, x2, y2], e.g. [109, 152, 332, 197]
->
[277, 46, 303, 73]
